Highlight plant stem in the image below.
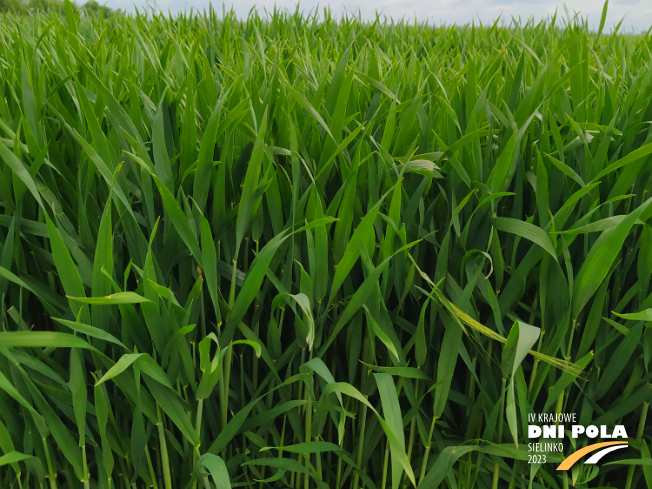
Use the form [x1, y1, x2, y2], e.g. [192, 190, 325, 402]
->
[81, 444, 89, 489]
[157, 405, 173, 489]
[192, 399, 203, 489]
[304, 350, 313, 489]
[492, 378, 507, 489]
[419, 415, 437, 485]
[352, 401, 367, 489]
[145, 445, 159, 489]
[42, 437, 57, 489]
[625, 401, 649, 489]
[220, 345, 233, 433]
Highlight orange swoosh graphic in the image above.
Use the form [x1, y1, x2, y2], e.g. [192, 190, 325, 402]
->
[556, 441, 628, 470]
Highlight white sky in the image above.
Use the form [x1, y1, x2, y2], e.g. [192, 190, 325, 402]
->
[106, 0, 652, 33]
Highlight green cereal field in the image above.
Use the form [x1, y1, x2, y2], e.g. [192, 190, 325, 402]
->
[0, 1, 651, 488]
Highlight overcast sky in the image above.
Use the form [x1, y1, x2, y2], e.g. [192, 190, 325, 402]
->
[108, 0, 652, 33]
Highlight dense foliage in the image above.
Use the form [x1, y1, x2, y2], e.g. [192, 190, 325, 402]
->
[0, 3, 651, 488]
[0, 0, 116, 16]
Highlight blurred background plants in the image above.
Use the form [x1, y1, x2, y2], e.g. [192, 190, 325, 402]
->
[0, 0, 118, 16]
[0, 1, 651, 488]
